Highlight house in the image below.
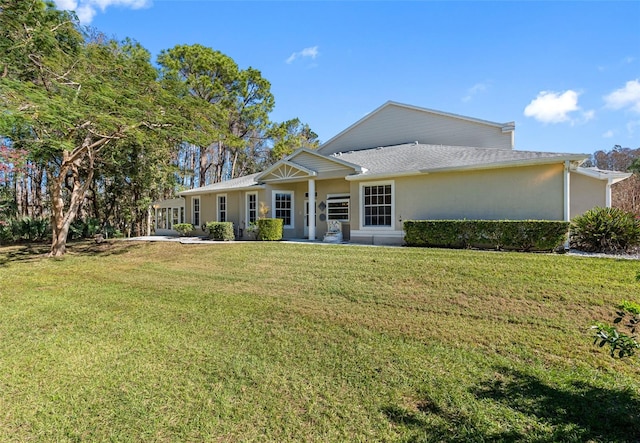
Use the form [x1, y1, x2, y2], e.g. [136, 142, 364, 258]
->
[154, 101, 631, 245]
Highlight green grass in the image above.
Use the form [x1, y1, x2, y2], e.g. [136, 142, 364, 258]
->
[0, 241, 638, 442]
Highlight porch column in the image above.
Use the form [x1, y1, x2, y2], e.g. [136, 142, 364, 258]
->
[563, 161, 570, 222]
[308, 178, 316, 240]
[605, 178, 612, 207]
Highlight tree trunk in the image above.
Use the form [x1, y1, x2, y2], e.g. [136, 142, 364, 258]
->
[48, 147, 95, 257]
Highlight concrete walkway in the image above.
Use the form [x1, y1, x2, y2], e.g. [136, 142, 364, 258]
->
[127, 235, 355, 246]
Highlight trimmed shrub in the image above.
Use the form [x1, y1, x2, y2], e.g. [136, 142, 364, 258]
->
[404, 220, 569, 252]
[173, 223, 194, 236]
[571, 207, 640, 253]
[205, 221, 235, 241]
[257, 218, 283, 241]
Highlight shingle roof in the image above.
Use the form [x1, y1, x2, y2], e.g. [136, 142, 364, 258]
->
[332, 143, 588, 177]
[178, 173, 262, 195]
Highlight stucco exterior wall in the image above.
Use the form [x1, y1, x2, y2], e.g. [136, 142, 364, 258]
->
[570, 173, 606, 217]
[396, 164, 565, 221]
[348, 163, 565, 245]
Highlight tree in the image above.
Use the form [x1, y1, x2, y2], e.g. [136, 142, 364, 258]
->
[158, 44, 275, 185]
[268, 118, 320, 162]
[0, 0, 182, 256]
[586, 145, 640, 218]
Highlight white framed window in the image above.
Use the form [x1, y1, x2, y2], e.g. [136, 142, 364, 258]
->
[217, 194, 227, 222]
[361, 181, 394, 228]
[273, 191, 294, 229]
[246, 192, 258, 224]
[192, 196, 201, 227]
[327, 194, 350, 222]
[172, 208, 179, 228]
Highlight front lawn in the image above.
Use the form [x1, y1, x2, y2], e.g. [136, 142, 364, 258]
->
[0, 241, 638, 442]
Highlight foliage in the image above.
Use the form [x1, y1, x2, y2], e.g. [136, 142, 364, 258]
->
[404, 220, 569, 251]
[570, 206, 640, 253]
[256, 218, 283, 241]
[67, 218, 101, 240]
[0, 216, 50, 243]
[268, 118, 320, 161]
[204, 221, 235, 241]
[586, 145, 640, 218]
[592, 300, 640, 359]
[172, 223, 195, 236]
[0, 0, 187, 256]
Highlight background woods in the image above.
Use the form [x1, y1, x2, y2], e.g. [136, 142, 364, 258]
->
[0, 0, 317, 255]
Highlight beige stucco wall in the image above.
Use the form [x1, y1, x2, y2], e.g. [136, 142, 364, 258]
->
[347, 164, 565, 245]
[570, 173, 606, 218]
[395, 163, 565, 222]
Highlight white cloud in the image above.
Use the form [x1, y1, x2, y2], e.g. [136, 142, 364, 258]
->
[602, 129, 614, 138]
[462, 82, 488, 102]
[53, 0, 151, 23]
[627, 120, 640, 135]
[286, 46, 319, 65]
[604, 79, 640, 113]
[524, 90, 582, 124]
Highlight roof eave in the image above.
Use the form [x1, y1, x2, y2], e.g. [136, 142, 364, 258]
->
[178, 184, 266, 196]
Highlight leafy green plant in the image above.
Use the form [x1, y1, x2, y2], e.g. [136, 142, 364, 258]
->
[571, 207, 640, 253]
[172, 223, 194, 237]
[205, 221, 235, 241]
[592, 299, 640, 359]
[256, 218, 283, 241]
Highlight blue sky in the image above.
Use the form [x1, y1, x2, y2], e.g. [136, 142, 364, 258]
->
[53, 1, 640, 155]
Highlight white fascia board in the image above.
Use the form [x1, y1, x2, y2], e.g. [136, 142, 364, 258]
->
[178, 184, 265, 196]
[345, 170, 424, 181]
[419, 155, 588, 174]
[345, 155, 588, 181]
[575, 167, 632, 184]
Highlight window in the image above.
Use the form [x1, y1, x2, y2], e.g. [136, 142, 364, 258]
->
[362, 183, 393, 227]
[171, 208, 179, 228]
[218, 194, 227, 222]
[327, 194, 350, 222]
[193, 197, 200, 227]
[273, 191, 294, 228]
[180, 207, 184, 224]
[246, 192, 257, 224]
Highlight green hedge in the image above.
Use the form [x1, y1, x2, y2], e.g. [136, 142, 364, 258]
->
[172, 223, 194, 237]
[204, 221, 235, 241]
[257, 218, 283, 241]
[404, 220, 570, 252]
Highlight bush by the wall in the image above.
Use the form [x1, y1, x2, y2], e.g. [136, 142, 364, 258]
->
[256, 218, 283, 241]
[172, 223, 194, 236]
[0, 216, 51, 244]
[571, 207, 640, 253]
[404, 220, 569, 252]
[205, 221, 235, 241]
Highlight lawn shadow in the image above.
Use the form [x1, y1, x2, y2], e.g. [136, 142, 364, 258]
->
[472, 366, 640, 442]
[382, 366, 640, 443]
[0, 240, 138, 266]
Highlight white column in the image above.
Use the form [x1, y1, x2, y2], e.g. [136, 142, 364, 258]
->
[308, 178, 316, 240]
[563, 161, 570, 222]
[605, 179, 612, 207]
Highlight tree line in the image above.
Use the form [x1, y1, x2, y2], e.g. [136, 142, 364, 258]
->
[0, 0, 318, 255]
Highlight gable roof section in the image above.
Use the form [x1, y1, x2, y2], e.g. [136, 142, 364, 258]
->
[257, 148, 364, 182]
[334, 143, 588, 180]
[318, 101, 516, 155]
